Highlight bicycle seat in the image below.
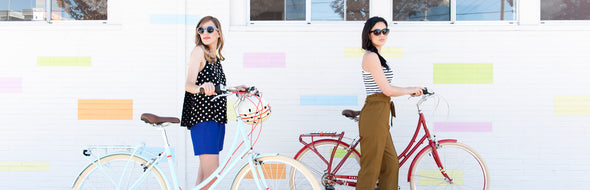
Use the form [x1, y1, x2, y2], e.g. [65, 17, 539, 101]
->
[342, 109, 361, 119]
[141, 113, 180, 125]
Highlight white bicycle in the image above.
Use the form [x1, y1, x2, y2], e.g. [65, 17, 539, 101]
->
[72, 86, 321, 189]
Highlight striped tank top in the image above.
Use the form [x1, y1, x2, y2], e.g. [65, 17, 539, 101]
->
[362, 67, 394, 95]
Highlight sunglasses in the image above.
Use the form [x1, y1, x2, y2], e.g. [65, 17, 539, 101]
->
[371, 28, 390, 36]
[197, 26, 218, 34]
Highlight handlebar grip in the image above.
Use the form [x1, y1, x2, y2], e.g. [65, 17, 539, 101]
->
[199, 85, 222, 94]
[422, 87, 434, 95]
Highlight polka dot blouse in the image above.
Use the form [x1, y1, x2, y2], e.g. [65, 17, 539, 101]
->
[181, 59, 227, 128]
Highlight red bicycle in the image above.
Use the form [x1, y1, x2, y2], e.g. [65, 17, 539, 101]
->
[294, 90, 489, 190]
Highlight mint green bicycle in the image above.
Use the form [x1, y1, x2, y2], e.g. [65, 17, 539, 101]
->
[72, 86, 321, 190]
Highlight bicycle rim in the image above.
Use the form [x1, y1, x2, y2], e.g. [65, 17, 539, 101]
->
[410, 142, 489, 190]
[294, 140, 360, 189]
[231, 155, 321, 190]
[72, 153, 168, 190]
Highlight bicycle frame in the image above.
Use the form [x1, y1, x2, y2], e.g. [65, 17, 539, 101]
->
[400, 112, 454, 183]
[161, 97, 274, 190]
[192, 118, 273, 190]
[298, 132, 360, 186]
[297, 93, 456, 186]
[78, 97, 274, 190]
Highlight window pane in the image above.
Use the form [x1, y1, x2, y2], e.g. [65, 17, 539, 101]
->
[541, 0, 590, 20]
[311, 0, 369, 21]
[346, 0, 369, 21]
[457, 0, 515, 21]
[251, 0, 284, 20]
[312, 0, 343, 20]
[286, 0, 305, 20]
[0, 0, 45, 21]
[393, 0, 450, 21]
[51, 0, 107, 21]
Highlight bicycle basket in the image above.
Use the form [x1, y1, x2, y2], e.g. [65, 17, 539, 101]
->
[237, 95, 271, 125]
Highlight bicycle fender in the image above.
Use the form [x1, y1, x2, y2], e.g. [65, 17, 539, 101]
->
[406, 139, 457, 182]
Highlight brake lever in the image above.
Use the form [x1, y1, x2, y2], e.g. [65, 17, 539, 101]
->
[212, 93, 232, 101]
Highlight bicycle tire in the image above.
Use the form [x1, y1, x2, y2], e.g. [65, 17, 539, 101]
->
[294, 139, 361, 189]
[72, 153, 168, 190]
[231, 155, 321, 190]
[409, 142, 489, 190]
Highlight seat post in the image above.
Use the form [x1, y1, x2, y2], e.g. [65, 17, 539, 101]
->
[159, 127, 171, 149]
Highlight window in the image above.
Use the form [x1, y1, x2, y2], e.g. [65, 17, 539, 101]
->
[393, 0, 450, 21]
[541, 0, 590, 20]
[51, 0, 107, 21]
[0, 0, 107, 22]
[250, 0, 305, 21]
[393, 0, 516, 22]
[457, 0, 515, 21]
[311, 0, 369, 21]
[249, 0, 369, 22]
[0, 0, 44, 21]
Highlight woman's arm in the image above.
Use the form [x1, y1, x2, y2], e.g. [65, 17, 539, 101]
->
[362, 52, 424, 97]
[185, 46, 207, 94]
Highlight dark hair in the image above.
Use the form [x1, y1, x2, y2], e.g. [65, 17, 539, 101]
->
[362, 16, 389, 70]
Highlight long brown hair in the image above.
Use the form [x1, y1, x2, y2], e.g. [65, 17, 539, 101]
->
[195, 16, 225, 63]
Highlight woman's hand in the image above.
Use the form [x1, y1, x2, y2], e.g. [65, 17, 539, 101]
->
[407, 87, 425, 97]
[234, 85, 248, 92]
[200, 82, 216, 96]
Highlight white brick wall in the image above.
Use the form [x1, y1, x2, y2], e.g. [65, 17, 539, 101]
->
[1, 0, 590, 189]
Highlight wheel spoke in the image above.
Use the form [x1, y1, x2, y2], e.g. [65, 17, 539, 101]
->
[231, 155, 320, 190]
[410, 142, 489, 190]
[73, 154, 167, 190]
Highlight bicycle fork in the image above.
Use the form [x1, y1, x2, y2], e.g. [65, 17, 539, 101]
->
[429, 141, 454, 184]
[247, 155, 270, 190]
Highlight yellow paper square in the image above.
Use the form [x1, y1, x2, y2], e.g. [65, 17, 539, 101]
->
[554, 96, 590, 116]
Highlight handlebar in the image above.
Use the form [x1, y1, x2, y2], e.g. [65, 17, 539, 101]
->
[199, 84, 258, 94]
[342, 87, 436, 121]
[198, 84, 260, 101]
[198, 84, 225, 95]
[417, 87, 435, 112]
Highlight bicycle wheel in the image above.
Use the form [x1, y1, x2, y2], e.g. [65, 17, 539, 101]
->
[409, 142, 489, 190]
[231, 155, 321, 190]
[294, 139, 361, 189]
[73, 153, 168, 190]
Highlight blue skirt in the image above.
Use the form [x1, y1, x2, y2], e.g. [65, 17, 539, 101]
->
[190, 121, 225, 156]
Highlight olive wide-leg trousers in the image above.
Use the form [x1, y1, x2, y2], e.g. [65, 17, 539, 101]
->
[356, 93, 399, 190]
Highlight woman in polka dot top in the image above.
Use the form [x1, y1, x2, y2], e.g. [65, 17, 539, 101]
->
[180, 16, 246, 188]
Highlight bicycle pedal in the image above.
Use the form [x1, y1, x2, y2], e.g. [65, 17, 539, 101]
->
[325, 186, 335, 190]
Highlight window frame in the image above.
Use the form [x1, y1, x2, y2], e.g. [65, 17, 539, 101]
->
[0, 0, 109, 24]
[247, 0, 371, 24]
[391, 0, 519, 25]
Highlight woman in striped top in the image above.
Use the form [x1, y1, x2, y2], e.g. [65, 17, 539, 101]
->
[356, 16, 425, 190]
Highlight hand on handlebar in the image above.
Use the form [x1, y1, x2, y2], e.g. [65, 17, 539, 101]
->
[199, 82, 217, 96]
[234, 85, 248, 92]
[200, 84, 259, 98]
[408, 87, 426, 97]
